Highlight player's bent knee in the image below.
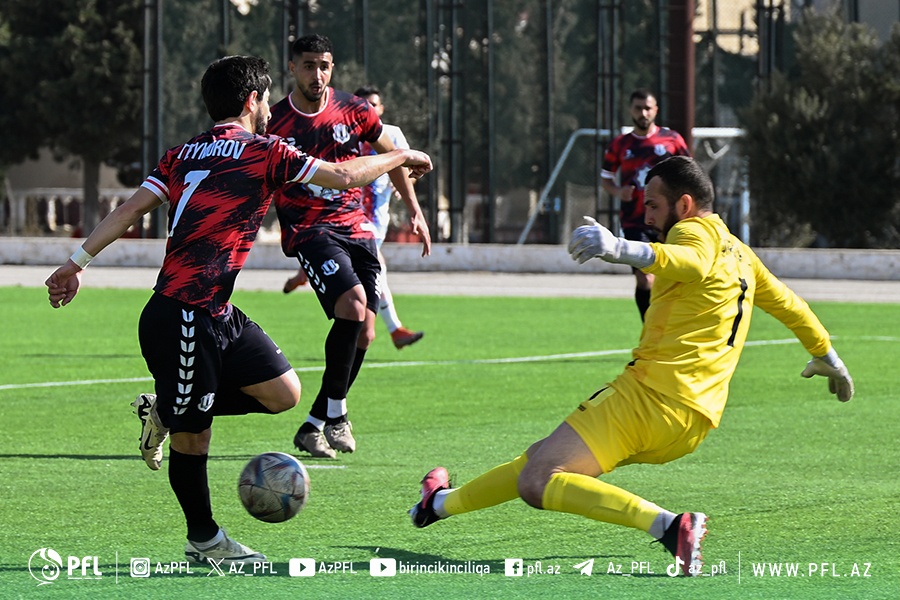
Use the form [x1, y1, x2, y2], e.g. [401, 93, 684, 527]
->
[517, 471, 547, 510]
[358, 326, 375, 349]
[253, 372, 301, 413]
[269, 391, 300, 413]
[170, 430, 211, 455]
[273, 379, 302, 413]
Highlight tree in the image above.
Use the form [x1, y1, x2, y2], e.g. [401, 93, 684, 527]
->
[0, 0, 143, 232]
[740, 12, 900, 248]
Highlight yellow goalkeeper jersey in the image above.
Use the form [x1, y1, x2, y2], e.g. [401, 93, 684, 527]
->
[623, 214, 831, 427]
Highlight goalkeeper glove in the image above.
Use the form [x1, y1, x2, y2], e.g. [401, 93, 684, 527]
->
[801, 348, 854, 402]
[568, 216, 656, 268]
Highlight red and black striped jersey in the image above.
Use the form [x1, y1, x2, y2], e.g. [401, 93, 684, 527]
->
[267, 87, 383, 254]
[141, 123, 320, 318]
[601, 126, 691, 229]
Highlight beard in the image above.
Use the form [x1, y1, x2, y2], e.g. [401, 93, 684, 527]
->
[656, 211, 679, 242]
[632, 116, 651, 130]
[300, 83, 324, 102]
[253, 110, 267, 135]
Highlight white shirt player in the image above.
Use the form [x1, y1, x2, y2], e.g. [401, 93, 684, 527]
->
[365, 123, 409, 246]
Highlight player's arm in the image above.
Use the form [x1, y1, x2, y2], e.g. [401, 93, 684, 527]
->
[750, 249, 854, 402]
[370, 130, 432, 257]
[46, 187, 163, 308]
[308, 149, 432, 192]
[568, 216, 714, 281]
[568, 216, 656, 268]
[600, 175, 635, 202]
[599, 141, 634, 201]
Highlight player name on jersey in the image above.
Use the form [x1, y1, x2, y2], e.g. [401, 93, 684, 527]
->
[177, 140, 248, 161]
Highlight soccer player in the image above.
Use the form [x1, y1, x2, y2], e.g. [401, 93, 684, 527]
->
[283, 85, 425, 351]
[355, 85, 425, 349]
[45, 55, 431, 567]
[408, 156, 853, 577]
[601, 88, 691, 321]
[268, 34, 432, 459]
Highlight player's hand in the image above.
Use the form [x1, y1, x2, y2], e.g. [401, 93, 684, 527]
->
[402, 150, 432, 180]
[45, 261, 84, 308]
[568, 216, 619, 264]
[617, 185, 636, 202]
[409, 211, 432, 257]
[801, 350, 854, 402]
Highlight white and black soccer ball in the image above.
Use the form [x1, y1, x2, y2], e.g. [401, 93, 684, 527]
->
[238, 452, 310, 523]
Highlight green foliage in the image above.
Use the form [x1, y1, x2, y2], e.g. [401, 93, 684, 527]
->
[740, 12, 900, 248]
[0, 0, 142, 175]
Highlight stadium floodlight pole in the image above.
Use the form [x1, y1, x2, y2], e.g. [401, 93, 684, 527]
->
[141, 0, 164, 238]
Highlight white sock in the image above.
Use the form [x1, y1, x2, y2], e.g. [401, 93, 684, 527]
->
[192, 528, 224, 549]
[432, 490, 451, 518]
[378, 282, 402, 333]
[305, 415, 325, 430]
[327, 398, 347, 419]
[649, 510, 677, 539]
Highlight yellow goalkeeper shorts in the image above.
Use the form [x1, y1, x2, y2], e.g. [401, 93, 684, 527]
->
[565, 371, 712, 474]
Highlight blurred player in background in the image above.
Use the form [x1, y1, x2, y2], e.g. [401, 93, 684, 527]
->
[355, 84, 425, 350]
[601, 88, 690, 321]
[269, 34, 432, 459]
[409, 156, 853, 577]
[45, 55, 431, 566]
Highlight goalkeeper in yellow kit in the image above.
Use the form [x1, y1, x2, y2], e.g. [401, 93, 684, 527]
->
[407, 156, 854, 576]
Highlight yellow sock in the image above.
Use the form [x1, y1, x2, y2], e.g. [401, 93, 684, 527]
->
[541, 472, 661, 532]
[441, 455, 528, 516]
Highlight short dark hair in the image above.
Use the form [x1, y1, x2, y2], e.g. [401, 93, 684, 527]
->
[646, 156, 715, 211]
[354, 85, 380, 98]
[200, 55, 271, 122]
[629, 88, 656, 103]
[291, 34, 334, 59]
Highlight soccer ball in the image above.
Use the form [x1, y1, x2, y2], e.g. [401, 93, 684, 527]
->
[238, 452, 310, 523]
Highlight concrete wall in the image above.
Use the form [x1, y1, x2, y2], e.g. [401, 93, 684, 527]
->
[1, 237, 897, 280]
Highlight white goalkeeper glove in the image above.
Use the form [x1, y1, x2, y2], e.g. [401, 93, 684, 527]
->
[568, 216, 656, 268]
[801, 348, 854, 402]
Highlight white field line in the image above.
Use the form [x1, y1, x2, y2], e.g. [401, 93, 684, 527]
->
[0, 336, 894, 393]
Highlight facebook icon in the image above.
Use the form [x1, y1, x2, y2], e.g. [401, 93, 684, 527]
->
[504, 558, 523, 577]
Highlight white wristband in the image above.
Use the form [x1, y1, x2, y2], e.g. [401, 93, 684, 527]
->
[69, 246, 94, 269]
[818, 348, 843, 369]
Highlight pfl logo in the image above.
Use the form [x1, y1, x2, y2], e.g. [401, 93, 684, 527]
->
[29, 548, 63, 586]
[28, 548, 102, 586]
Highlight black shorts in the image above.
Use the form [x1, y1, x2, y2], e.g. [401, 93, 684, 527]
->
[293, 230, 382, 319]
[138, 293, 293, 434]
[621, 226, 659, 243]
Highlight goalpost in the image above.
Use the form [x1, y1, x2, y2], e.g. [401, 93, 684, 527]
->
[516, 127, 747, 245]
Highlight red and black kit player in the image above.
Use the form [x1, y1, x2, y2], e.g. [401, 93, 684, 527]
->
[269, 34, 432, 459]
[600, 88, 691, 321]
[45, 55, 431, 565]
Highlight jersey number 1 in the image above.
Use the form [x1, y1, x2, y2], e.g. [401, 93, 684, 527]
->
[727, 278, 748, 347]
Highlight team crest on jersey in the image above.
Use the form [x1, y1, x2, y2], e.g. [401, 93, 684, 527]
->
[321, 259, 340, 276]
[654, 144, 667, 156]
[332, 124, 351, 144]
